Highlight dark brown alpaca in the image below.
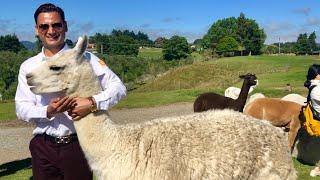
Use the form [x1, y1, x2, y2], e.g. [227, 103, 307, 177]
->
[194, 73, 257, 112]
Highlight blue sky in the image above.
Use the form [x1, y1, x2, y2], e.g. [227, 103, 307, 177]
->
[1, 0, 320, 44]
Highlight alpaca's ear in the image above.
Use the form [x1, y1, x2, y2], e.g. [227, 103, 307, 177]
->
[74, 35, 88, 58]
[239, 75, 245, 79]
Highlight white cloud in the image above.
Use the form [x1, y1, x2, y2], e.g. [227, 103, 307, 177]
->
[305, 17, 320, 26]
[293, 7, 311, 16]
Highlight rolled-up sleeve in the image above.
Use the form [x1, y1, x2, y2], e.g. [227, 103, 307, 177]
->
[89, 54, 127, 110]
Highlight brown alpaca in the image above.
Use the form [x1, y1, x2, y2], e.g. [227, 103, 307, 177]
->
[244, 97, 302, 151]
[194, 73, 257, 112]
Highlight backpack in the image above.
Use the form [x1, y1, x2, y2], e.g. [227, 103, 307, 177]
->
[303, 85, 320, 136]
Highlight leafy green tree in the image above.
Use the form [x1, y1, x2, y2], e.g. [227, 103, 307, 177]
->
[308, 31, 317, 51]
[154, 37, 167, 48]
[295, 33, 310, 55]
[262, 44, 278, 54]
[202, 13, 266, 55]
[236, 13, 266, 55]
[90, 30, 142, 56]
[35, 36, 43, 52]
[65, 39, 74, 47]
[107, 35, 139, 56]
[0, 50, 36, 100]
[162, 35, 191, 60]
[0, 34, 25, 53]
[202, 17, 238, 49]
[216, 36, 239, 56]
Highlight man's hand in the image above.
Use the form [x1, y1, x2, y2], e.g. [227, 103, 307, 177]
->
[67, 97, 93, 121]
[47, 96, 76, 118]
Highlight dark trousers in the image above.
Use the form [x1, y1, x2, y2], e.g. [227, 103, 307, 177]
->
[29, 135, 93, 180]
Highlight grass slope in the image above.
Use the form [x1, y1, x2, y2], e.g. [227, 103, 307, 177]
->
[117, 55, 320, 108]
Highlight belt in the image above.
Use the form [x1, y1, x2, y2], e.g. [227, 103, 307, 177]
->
[40, 133, 78, 144]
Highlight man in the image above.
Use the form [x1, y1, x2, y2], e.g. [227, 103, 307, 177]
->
[15, 3, 127, 180]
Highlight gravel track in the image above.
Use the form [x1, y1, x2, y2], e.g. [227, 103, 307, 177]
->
[0, 102, 193, 164]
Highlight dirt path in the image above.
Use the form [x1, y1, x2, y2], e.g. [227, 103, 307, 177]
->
[0, 102, 193, 164]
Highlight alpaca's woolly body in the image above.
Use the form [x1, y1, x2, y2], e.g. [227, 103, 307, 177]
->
[281, 93, 307, 106]
[28, 36, 297, 180]
[75, 109, 296, 180]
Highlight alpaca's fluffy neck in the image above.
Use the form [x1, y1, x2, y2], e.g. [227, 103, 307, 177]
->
[235, 80, 251, 112]
[70, 61, 123, 175]
[69, 61, 101, 97]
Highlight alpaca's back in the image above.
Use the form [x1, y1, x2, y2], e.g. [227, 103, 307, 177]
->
[281, 93, 307, 106]
[82, 110, 296, 180]
[194, 92, 234, 112]
[244, 98, 301, 126]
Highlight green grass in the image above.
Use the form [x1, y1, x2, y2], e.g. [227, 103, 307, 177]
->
[138, 47, 162, 58]
[0, 158, 316, 179]
[0, 101, 16, 122]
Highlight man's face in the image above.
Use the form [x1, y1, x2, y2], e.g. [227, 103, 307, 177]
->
[35, 12, 67, 49]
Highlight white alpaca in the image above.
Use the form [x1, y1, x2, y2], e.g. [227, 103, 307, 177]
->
[281, 93, 307, 106]
[26, 36, 296, 180]
[224, 81, 258, 100]
[246, 93, 265, 106]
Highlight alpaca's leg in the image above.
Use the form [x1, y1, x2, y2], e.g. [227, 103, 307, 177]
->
[288, 117, 301, 152]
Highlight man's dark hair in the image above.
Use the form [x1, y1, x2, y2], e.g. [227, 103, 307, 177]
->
[34, 3, 65, 24]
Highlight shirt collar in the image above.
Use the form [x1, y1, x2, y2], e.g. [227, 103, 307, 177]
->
[311, 79, 320, 86]
[39, 44, 70, 60]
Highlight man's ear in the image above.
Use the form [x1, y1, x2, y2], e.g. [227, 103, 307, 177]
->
[35, 25, 39, 36]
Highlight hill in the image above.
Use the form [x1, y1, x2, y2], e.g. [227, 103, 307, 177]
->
[20, 41, 36, 50]
[116, 55, 320, 108]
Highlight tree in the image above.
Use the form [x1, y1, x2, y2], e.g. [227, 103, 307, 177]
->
[295, 33, 310, 55]
[202, 17, 238, 49]
[107, 35, 139, 56]
[236, 13, 266, 55]
[216, 36, 239, 56]
[162, 35, 191, 60]
[308, 31, 317, 52]
[0, 34, 25, 53]
[262, 44, 279, 54]
[154, 37, 167, 48]
[65, 39, 74, 47]
[35, 35, 43, 52]
[202, 13, 266, 55]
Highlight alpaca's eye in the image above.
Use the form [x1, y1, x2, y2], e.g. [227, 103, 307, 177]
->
[49, 65, 65, 71]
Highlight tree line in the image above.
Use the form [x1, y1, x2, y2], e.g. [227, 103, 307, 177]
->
[0, 13, 319, 100]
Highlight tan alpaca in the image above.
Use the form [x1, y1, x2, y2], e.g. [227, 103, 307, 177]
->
[26, 36, 296, 180]
[244, 97, 320, 177]
[244, 98, 302, 150]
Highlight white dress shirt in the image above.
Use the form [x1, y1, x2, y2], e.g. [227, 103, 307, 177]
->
[15, 44, 127, 137]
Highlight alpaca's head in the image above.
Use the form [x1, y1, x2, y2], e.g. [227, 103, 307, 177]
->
[27, 36, 88, 95]
[239, 73, 257, 87]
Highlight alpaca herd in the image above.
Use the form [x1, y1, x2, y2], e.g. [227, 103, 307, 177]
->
[28, 35, 320, 179]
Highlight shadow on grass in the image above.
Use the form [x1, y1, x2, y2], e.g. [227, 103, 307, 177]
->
[0, 158, 32, 179]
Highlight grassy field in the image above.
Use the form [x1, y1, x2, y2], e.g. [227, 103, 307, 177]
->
[117, 55, 320, 108]
[138, 47, 162, 58]
[0, 101, 16, 122]
[0, 158, 317, 179]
